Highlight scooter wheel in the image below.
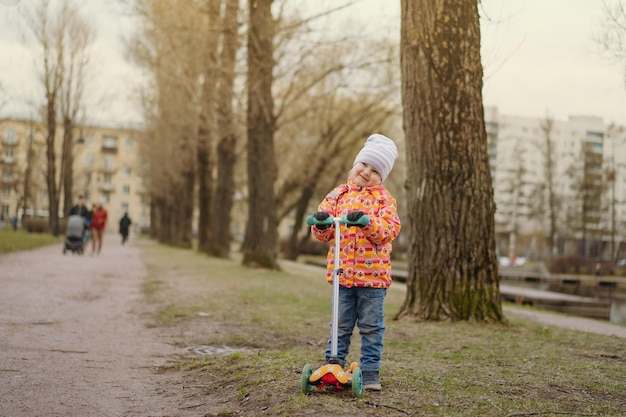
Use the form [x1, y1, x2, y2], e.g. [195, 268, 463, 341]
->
[351, 366, 363, 397]
[301, 363, 313, 394]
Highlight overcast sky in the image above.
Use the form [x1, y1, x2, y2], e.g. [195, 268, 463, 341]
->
[1, 0, 625, 126]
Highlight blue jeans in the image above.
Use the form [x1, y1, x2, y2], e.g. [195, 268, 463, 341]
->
[325, 286, 386, 372]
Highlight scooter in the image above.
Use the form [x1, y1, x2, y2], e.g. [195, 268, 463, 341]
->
[300, 213, 369, 397]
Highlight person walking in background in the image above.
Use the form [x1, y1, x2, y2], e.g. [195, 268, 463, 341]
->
[69, 195, 89, 218]
[90, 203, 108, 255]
[69, 195, 91, 245]
[119, 212, 132, 246]
[310, 134, 401, 391]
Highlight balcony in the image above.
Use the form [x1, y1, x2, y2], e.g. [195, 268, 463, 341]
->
[1, 156, 16, 164]
[102, 135, 118, 154]
[101, 145, 118, 154]
[98, 183, 114, 192]
[99, 164, 117, 173]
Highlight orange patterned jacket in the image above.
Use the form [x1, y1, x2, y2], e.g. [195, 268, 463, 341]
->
[311, 181, 401, 288]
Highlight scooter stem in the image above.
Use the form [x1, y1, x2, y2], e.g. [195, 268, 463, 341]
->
[330, 216, 342, 359]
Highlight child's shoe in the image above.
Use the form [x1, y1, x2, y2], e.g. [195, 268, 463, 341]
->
[362, 370, 381, 391]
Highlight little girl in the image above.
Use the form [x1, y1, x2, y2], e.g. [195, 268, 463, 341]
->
[311, 133, 401, 391]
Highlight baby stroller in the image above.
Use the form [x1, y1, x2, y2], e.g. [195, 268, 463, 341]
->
[63, 214, 86, 255]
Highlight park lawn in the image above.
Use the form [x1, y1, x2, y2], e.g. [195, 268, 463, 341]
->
[139, 240, 626, 417]
[0, 228, 61, 254]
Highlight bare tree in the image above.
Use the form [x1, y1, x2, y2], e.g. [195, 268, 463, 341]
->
[605, 124, 626, 261]
[538, 117, 560, 257]
[129, 0, 206, 247]
[397, 0, 502, 322]
[599, 1, 626, 62]
[267, 6, 402, 259]
[19, 0, 93, 234]
[208, 0, 241, 257]
[276, 90, 400, 260]
[29, 0, 67, 235]
[196, 0, 221, 255]
[242, 0, 278, 268]
[57, 4, 93, 216]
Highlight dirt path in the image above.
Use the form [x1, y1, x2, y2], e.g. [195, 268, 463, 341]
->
[0, 235, 206, 417]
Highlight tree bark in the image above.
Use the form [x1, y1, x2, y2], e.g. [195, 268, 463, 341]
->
[397, 0, 502, 322]
[61, 117, 74, 217]
[208, 0, 240, 258]
[242, 0, 278, 269]
[45, 92, 60, 236]
[196, 0, 221, 254]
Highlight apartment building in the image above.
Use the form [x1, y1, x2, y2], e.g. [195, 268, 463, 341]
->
[485, 107, 626, 259]
[0, 117, 149, 233]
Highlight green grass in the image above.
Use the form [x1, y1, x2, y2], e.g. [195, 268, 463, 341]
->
[138, 240, 626, 417]
[0, 228, 62, 254]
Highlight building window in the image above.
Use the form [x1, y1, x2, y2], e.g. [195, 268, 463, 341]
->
[5, 127, 16, 144]
[122, 185, 130, 195]
[103, 174, 112, 184]
[104, 155, 115, 170]
[85, 153, 94, 165]
[125, 137, 134, 149]
[103, 135, 118, 149]
[85, 135, 95, 146]
[2, 186, 10, 197]
[123, 166, 131, 177]
[1, 204, 9, 219]
[121, 203, 129, 212]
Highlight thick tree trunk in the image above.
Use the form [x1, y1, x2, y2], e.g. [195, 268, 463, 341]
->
[208, 0, 240, 258]
[397, 0, 502, 322]
[242, 0, 278, 269]
[196, 0, 221, 254]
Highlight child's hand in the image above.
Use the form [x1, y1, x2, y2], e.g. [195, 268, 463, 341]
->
[346, 211, 368, 227]
[346, 211, 364, 222]
[314, 211, 330, 221]
[313, 211, 331, 229]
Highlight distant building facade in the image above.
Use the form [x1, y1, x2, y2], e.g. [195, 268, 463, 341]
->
[3, 111, 625, 260]
[485, 107, 626, 259]
[0, 117, 149, 232]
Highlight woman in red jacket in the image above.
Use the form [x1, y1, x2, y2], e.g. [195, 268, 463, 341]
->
[90, 204, 108, 255]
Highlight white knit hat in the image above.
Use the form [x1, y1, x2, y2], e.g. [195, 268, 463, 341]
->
[353, 134, 398, 182]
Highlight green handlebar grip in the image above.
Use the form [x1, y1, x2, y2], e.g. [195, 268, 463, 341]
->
[342, 215, 370, 227]
[306, 215, 333, 226]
